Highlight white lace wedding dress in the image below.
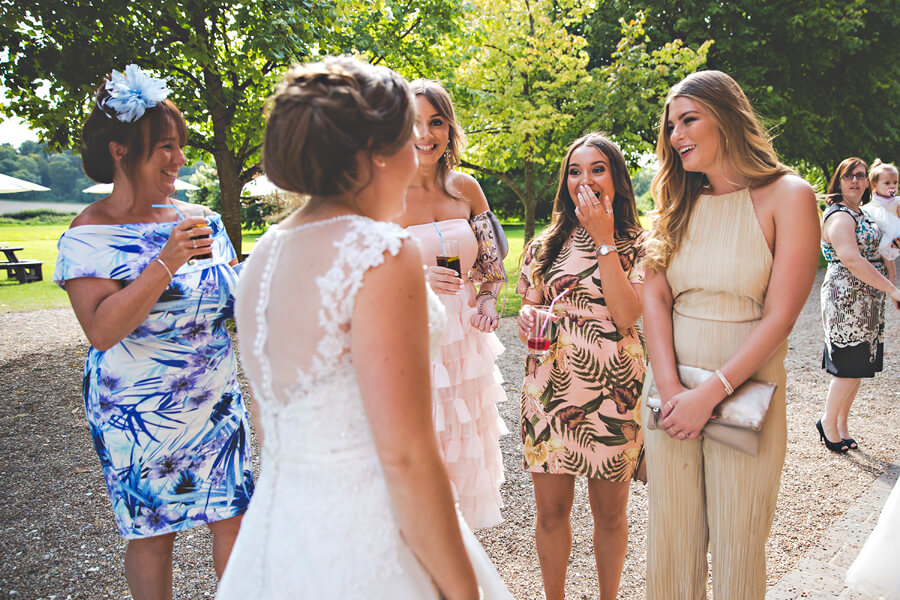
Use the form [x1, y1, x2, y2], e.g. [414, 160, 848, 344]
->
[216, 215, 513, 599]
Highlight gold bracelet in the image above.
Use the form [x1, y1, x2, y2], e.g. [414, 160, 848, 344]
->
[154, 257, 173, 281]
[714, 368, 734, 396]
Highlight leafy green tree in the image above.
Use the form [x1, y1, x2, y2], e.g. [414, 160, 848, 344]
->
[1, 0, 334, 250]
[45, 155, 81, 198]
[583, 0, 900, 180]
[1, 0, 465, 251]
[0, 145, 21, 176]
[454, 4, 708, 241]
[0, 141, 94, 201]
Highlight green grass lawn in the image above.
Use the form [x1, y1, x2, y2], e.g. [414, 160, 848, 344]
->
[0, 223, 73, 313]
[0, 222, 267, 314]
[497, 224, 530, 318]
[0, 220, 822, 315]
[0, 221, 531, 315]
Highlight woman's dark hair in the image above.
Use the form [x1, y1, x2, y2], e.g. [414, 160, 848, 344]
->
[409, 79, 467, 200]
[826, 157, 870, 206]
[81, 83, 187, 183]
[263, 56, 415, 197]
[530, 133, 642, 288]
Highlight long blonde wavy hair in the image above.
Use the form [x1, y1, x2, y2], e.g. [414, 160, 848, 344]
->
[643, 70, 793, 272]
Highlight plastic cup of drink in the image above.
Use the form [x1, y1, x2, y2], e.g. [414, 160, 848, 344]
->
[436, 239, 461, 278]
[527, 305, 556, 356]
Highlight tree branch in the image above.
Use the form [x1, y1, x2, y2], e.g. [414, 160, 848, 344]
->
[538, 170, 557, 202]
[239, 163, 263, 184]
[465, 126, 511, 135]
[188, 134, 214, 154]
[396, 16, 422, 41]
[170, 65, 203, 89]
[460, 160, 526, 202]
[236, 141, 262, 167]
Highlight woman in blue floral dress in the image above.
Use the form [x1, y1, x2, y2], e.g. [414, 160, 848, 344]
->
[54, 65, 253, 598]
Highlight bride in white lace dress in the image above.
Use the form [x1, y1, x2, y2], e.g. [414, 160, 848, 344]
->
[216, 57, 513, 600]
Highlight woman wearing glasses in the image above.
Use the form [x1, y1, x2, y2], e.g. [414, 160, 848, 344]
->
[819, 158, 900, 452]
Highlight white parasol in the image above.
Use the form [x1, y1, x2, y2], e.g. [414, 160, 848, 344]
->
[82, 179, 200, 194]
[241, 175, 284, 197]
[0, 173, 51, 193]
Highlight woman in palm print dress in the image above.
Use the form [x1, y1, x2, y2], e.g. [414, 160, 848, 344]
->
[516, 133, 645, 600]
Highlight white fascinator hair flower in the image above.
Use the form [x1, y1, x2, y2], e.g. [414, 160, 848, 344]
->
[101, 64, 171, 123]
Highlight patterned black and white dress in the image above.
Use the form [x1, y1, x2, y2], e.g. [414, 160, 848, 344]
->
[821, 203, 887, 377]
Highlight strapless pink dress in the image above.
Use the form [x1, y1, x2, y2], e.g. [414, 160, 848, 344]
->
[406, 219, 508, 528]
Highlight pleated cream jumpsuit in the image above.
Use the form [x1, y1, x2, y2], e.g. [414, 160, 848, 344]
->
[641, 189, 787, 599]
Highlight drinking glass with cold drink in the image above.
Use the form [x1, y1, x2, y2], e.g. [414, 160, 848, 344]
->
[436, 238, 461, 278]
[182, 207, 213, 263]
[527, 305, 557, 356]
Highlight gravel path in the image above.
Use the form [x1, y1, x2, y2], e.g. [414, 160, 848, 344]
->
[1, 268, 898, 599]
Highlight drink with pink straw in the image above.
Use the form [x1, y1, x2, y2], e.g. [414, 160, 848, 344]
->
[526, 287, 570, 356]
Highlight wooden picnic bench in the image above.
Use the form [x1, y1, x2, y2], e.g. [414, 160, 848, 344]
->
[0, 246, 43, 284]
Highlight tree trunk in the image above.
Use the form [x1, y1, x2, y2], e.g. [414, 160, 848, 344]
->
[214, 150, 243, 257]
[819, 161, 832, 187]
[523, 198, 537, 244]
[204, 67, 243, 256]
[523, 159, 537, 243]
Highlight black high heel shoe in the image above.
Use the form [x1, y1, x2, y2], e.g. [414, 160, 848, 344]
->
[843, 438, 858, 450]
[816, 420, 849, 453]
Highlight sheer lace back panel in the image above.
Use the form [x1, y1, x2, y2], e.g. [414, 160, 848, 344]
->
[235, 215, 413, 450]
[228, 215, 431, 598]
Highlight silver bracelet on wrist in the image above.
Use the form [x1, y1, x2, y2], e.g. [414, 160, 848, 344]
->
[154, 257, 173, 281]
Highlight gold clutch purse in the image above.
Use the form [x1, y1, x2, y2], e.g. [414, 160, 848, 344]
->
[646, 365, 776, 456]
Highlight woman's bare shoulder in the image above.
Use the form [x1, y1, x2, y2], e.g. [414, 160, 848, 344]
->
[757, 173, 816, 206]
[447, 171, 489, 214]
[68, 199, 113, 227]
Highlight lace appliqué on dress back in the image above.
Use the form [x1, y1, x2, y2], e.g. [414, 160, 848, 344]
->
[233, 216, 439, 598]
[292, 219, 411, 395]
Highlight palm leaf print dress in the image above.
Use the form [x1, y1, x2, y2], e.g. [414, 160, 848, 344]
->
[517, 227, 646, 480]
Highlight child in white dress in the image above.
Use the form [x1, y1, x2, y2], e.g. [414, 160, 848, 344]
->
[861, 159, 900, 282]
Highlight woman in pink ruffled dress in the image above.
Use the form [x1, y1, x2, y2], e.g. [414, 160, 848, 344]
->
[396, 79, 508, 529]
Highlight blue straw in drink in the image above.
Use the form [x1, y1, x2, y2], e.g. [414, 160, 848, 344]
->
[151, 203, 186, 220]
[432, 221, 447, 256]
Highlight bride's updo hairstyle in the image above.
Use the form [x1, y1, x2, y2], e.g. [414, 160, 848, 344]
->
[263, 56, 415, 197]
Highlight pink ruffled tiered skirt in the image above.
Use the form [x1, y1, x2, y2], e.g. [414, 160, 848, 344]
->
[431, 287, 508, 529]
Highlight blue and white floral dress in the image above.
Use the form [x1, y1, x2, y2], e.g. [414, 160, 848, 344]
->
[54, 214, 254, 539]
